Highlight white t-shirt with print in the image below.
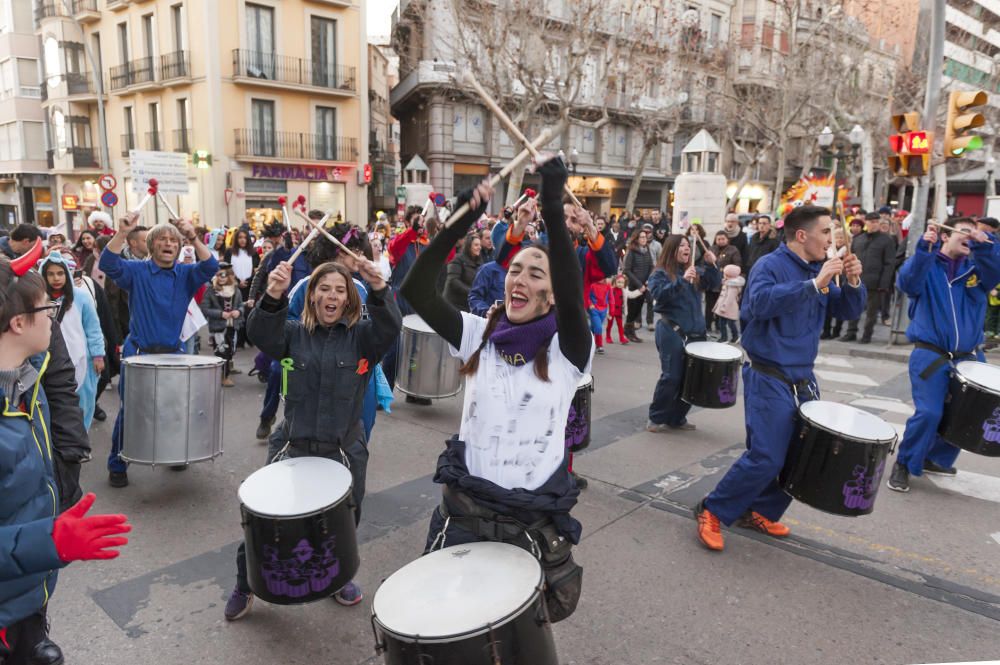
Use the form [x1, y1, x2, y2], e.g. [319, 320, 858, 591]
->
[451, 311, 592, 491]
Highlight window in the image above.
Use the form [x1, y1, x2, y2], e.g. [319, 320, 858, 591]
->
[0, 122, 15, 160]
[709, 13, 722, 44]
[176, 98, 189, 151]
[251, 99, 275, 156]
[23, 122, 45, 160]
[91, 34, 103, 76]
[148, 102, 160, 150]
[122, 105, 135, 155]
[43, 37, 60, 85]
[117, 22, 129, 64]
[671, 132, 690, 172]
[51, 109, 67, 152]
[315, 106, 336, 159]
[142, 14, 155, 58]
[0, 60, 11, 97]
[311, 16, 337, 87]
[246, 3, 275, 78]
[453, 104, 484, 145]
[171, 3, 185, 51]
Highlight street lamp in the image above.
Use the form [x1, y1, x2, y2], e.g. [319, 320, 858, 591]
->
[987, 155, 997, 198]
[569, 148, 579, 175]
[817, 126, 864, 220]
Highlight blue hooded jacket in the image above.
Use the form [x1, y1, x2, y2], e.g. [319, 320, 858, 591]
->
[468, 261, 506, 317]
[648, 264, 721, 335]
[897, 236, 1000, 353]
[0, 353, 67, 627]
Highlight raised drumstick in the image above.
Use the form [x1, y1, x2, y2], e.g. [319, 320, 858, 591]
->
[278, 196, 293, 232]
[512, 188, 537, 209]
[292, 207, 361, 262]
[133, 178, 158, 212]
[930, 221, 995, 244]
[156, 190, 180, 221]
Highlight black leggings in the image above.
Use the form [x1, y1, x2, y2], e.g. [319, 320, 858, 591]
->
[626, 294, 649, 325]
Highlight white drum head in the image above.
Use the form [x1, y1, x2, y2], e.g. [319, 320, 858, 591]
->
[373, 542, 542, 641]
[239, 457, 352, 517]
[402, 314, 436, 334]
[955, 361, 1000, 393]
[685, 341, 743, 361]
[123, 354, 224, 368]
[577, 373, 593, 389]
[800, 401, 897, 443]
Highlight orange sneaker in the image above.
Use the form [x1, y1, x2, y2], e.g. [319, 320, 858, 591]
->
[694, 500, 724, 551]
[738, 511, 791, 538]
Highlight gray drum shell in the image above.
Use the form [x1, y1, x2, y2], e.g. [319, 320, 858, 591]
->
[396, 316, 462, 399]
[121, 354, 225, 465]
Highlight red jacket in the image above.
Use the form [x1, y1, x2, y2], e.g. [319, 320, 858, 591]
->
[588, 282, 610, 311]
[609, 285, 625, 317]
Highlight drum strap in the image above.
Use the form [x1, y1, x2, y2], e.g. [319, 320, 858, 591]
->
[749, 360, 816, 405]
[913, 342, 976, 380]
[659, 316, 706, 344]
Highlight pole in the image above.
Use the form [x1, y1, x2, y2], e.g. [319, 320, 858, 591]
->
[891, 0, 945, 345]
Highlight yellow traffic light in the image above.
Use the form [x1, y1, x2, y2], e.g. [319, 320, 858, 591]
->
[944, 90, 988, 158]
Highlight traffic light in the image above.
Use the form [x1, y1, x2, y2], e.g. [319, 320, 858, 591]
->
[888, 112, 931, 176]
[944, 90, 988, 158]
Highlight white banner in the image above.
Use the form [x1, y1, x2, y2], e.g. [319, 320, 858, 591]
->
[129, 150, 190, 195]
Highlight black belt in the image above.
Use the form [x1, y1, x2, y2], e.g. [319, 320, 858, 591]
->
[749, 360, 814, 396]
[438, 486, 551, 546]
[659, 316, 706, 343]
[913, 342, 976, 380]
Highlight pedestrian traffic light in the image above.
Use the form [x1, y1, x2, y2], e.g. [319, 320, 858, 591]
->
[888, 112, 930, 176]
[944, 90, 988, 158]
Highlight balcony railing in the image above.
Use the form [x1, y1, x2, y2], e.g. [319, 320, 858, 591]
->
[35, 2, 59, 21]
[121, 133, 135, 157]
[146, 130, 162, 151]
[160, 51, 191, 80]
[234, 129, 358, 162]
[232, 50, 356, 92]
[72, 0, 98, 11]
[109, 56, 155, 91]
[173, 128, 192, 153]
[46, 147, 99, 169]
[65, 72, 96, 95]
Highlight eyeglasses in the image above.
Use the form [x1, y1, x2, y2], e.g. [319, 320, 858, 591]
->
[24, 303, 60, 320]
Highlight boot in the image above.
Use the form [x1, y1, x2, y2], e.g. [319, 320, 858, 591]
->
[605, 333, 613, 344]
[625, 323, 643, 343]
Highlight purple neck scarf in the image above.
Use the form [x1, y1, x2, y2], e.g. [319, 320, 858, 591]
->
[938, 252, 964, 282]
[489, 310, 557, 367]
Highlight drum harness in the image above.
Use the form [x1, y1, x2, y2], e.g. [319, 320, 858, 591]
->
[913, 341, 979, 380]
[659, 317, 706, 345]
[748, 359, 818, 406]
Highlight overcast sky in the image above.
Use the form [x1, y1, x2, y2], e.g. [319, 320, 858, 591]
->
[367, 0, 397, 42]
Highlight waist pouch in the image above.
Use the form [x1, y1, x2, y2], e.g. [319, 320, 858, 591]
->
[439, 485, 582, 623]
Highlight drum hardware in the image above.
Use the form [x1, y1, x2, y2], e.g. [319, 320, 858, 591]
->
[397, 314, 462, 400]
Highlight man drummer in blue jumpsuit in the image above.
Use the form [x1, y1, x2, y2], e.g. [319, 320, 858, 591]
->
[694, 205, 865, 551]
[887, 218, 1000, 492]
[100, 212, 219, 488]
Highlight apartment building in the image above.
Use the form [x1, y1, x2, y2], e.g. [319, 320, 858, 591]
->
[36, 0, 369, 232]
[368, 42, 398, 218]
[0, 0, 49, 227]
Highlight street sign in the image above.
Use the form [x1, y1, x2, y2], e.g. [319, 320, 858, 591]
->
[61, 194, 78, 210]
[101, 190, 119, 207]
[129, 150, 190, 194]
[99, 174, 117, 191]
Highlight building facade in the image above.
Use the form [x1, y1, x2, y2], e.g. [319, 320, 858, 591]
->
[368, 42, 398, 220]
[35, 0, 369, 233]
[0, 0, 50, 228]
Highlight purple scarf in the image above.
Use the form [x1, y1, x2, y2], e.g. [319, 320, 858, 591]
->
[938, 252, 964, 282]
[489, 311, 557, 367]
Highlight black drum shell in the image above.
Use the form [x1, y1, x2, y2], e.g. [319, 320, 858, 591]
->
[242, 495, 359, 605]
[566, 379, 594, 453]
[938, 375, 1000, 457]
[780, 414, 892, 517]
[681, 355, 741, 409]
[375, 591, 559, 665]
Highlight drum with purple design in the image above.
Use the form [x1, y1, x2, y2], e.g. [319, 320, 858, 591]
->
[565, 374, 594, 453]
[239, 457, 359, 605]
[938, 361, 1000, 457]
[681, 342, 742, 408]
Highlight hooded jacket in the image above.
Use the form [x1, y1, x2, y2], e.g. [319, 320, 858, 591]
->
[648, 264, 721, 336]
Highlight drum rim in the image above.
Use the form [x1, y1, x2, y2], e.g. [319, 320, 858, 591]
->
[238, 458, 354, 517]
[798, 403, 898, 445]
[240, 494, 351, 521]
[954, 362, 1000, 395]
[122, 355, 225, 367]
[683, 341, 744, 362]
[372, 587, 544, 643]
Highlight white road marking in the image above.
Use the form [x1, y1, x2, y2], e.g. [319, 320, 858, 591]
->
[815, 355, 854, 368]
[849, 397, 915, 416]
[991, 532, 1000, 546]
[927, 470, 1000, 504]
[815, 369, 879, 387]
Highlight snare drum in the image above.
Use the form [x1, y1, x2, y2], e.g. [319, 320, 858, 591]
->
[938, 361, 1000, 457]
[239, 457, 360, 605]
[565, 374, 594, 453]
[396, 314, 462, 400]
[372, 542, 559, 665]
[681, 341, 743, 409]
[780, 401, 897, 517]
[121, 354, 224, 466]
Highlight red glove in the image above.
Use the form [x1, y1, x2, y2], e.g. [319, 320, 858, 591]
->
[52, 493, 131, 563]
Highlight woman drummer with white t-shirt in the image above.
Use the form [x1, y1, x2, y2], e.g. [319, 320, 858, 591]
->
[400, 155, 592, 621]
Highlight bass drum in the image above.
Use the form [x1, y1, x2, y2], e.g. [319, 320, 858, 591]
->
[121, 354, 224, 466]
[780, 401, 897, 517]
[565, 374, 594, 453]
[938, 361, 1000, 457]
[239, 457, 359, 605]
[396, 314, 462, 400]
[681, 342, 742, 409]
[372, 542, 559, 665]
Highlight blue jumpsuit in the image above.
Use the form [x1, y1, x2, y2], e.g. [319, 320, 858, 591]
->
[704, 245, 866, 525]
[894, 235, 1000, 475]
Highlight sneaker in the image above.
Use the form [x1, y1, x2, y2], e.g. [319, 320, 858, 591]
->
[887, 462, 910, 493]
[255, 417, 275, 440]
[922, 460, 957, 476]
[646, 420, 670, 433]
[596, 347, 605, 355]
[858, 337, 871, 345]
[224, 587, 254, 621]
[619, 338, 629, 345]
[221, 376, 235, 387]
[571, 471, 589, 490]
[334, 580, 363, 606]
[738, 511, 791, 538]
[669, 422, 696, 431]
[109, 470, 128, 488]
[694, 499, 724, 551]
[93, 405, 107, 422]
[839, 333, 857, 342]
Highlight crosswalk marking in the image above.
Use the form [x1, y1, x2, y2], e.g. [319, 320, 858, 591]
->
[815, 369, 879, 387]
[815, 355, 854, 368]
[927, 469, 1000, 505]
[849, 397, 915, 416]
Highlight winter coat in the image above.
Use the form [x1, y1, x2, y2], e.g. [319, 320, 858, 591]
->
[0, 353, 67, 627]
[609, 286, 625, 317]
[712, 276, 746, 320]
[709, 245, 742, 291]
[623, 247, 653, 290]
[648, 265, 721, 336]
[200, 286, 245, 334]
[45, 321, 89, 511]
[443, 252, 482, 312]
[747, 231, 780, 274]
[851, 231, 897, 291]
[468, 261, 506, 317]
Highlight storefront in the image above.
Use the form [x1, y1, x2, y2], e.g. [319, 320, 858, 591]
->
[239, 162, 355, 232]
[724, 181, 771, 215]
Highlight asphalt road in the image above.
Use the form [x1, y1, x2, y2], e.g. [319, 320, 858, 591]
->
[48, 324, 1000, 665]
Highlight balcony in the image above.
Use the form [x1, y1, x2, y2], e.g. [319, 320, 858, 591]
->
[305, 0, 353, 5]
[34, 2, 60, 22]
[107, 0, 130, 10]
[232, 50, 356, 96]
[72, 0, 100, 22]
[173, 129, 192, 153]
[159, 51, 191, 83]
[234, 129, 358, 162]
[109, 56, 157, 92]
[41, 73, 103, 104]
[120, 133, 135, 157]
[46, 147, 100, 171]
[146, 130, 162, 151]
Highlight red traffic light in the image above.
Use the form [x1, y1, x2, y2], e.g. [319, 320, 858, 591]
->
[905, 131, 930, 154]
[362, 163, 373, 184]
[889, 135, 904, 153]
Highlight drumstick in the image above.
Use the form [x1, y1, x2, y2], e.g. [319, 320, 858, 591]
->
[443, 128, 553, 229]
[278, 196, 293, 233]
[421, 192, 437, 219]
[286, 210, 331, 264]
[292, 207, 362, 262]
[156, 190, 180, 221]
[930, 221, 995, 244]
[459, 70, 583, 208]
[512, 188, 537, 210]
[133, 179, 158, 213]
